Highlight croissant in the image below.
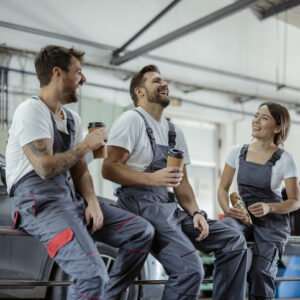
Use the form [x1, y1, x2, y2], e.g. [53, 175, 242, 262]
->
[229, 192, 252, 225]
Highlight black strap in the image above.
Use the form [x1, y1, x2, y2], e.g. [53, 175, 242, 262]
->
[63, 107, 76, 148]
[167, 121, 176, 148]
[134, 109, 177, 150]
[239, 144, 248, 159]
[134, 109, 156, 154]
[267, 148, 283, 166]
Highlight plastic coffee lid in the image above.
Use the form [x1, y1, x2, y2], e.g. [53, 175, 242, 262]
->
[168, 149, 184, 159]
[88, 122, 105, 128]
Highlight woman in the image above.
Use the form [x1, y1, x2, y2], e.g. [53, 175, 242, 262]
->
[218, 102, 300, 300]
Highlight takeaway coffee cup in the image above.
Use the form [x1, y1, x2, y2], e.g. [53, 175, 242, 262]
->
[88, 122, 107, 159]
[166, 149, 184, 169]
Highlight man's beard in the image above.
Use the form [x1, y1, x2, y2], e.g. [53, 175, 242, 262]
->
[62, 85, 78, 104]
[146, 89, 170, 108]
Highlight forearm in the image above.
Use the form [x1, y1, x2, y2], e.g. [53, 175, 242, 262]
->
[33, 141, 89, 179]
[269, 199, 300, 214]
[174, 183, 199, 216]
[217, 187, 230, 215]
[72, 170, 98, 204]
[102, 161, 153, 186]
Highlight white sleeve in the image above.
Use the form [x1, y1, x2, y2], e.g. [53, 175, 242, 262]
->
[225, 144, 242, 169]
[174, 126, 191, 165]
[13, 101, 52, 147]
[108, 112, 142, 154]
[283, 152, 298, 179]
[72, 111, 84, 145]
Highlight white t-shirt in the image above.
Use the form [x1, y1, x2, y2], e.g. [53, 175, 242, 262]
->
[6, 97, 83, 192]
[108, 107, 191, 172]
[225, 144, 298, 197]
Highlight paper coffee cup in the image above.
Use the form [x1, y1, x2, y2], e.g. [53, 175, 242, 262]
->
[88, 122, 107, 159]
[167, 149, 184, 168]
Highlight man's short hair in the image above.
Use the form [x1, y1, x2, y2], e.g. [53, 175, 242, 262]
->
[35, 45, 85, 87]
[130, 64, 160, 106]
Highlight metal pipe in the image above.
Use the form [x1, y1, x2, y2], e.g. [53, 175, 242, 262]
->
[4, 70, 8, 127]
[0, 69, 4, 128]
[2, 36, 300, 95]
[1, 65, 300, 109]
[146, 54, 300, 94]
[1, 276, 300, 288]
[110, 0, 261, 65]
[113, 0, 182, 56]
[0, 21, 115, 51]
[1, 66, 300, 126]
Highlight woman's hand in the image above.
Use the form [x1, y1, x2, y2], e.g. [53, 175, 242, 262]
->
[248, 202, 270, 217]
[226, 207, 246, 220]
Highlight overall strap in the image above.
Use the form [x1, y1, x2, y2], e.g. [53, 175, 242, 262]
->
[266, 148, 283, 166]
[134, 109, 156, 154]
[63, 107, 76, 148]
[167, 121, 176, 148]
[239, 144, 248, 159]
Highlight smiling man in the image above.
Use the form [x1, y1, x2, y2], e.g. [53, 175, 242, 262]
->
[102, 64, 248, 300]
[5, 46, 154, 300]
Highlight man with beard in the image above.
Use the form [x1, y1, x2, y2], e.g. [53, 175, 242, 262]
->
[5, 46, 155, 300]
[102, 65, 248, 300]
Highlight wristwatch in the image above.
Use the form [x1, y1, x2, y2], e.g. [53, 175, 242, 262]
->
[192, 210, 207, 220]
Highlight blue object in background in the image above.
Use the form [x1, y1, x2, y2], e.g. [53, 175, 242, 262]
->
[277, 255, 300, 298]
[275, 267, 285, 298]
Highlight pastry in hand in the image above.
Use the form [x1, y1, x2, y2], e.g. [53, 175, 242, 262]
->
[230, 192, 252, 225]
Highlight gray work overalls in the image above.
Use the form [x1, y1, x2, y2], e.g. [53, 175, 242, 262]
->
[117, 109, 248, 300]
[222, 144, 289, 300]
[9, 98, 154, 300]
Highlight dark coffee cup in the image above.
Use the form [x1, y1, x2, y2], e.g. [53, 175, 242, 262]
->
[167, 149, 184, 168]
[88, 122, 107, 159]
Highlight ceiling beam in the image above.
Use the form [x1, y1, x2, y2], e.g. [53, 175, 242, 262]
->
[112, 0, 182, 56]
[110, 0, 261, 65]
[0, 21, 115, 51]
[259, 0, 300, 19]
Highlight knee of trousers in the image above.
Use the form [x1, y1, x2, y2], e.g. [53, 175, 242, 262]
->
[135, 219, 155, 244]
[70, 275, 109, 299]
[177, 267, 204, 295]
[220, 218, 247, 250]
[176, 255, 204, 293]
[225, 229, 247, 253]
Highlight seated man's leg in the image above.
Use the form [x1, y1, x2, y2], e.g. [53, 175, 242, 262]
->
[93, 202, 155, 300]
[150, 231, 203, 300]
[117, 196, 202, 299]
[19, 204, 108, 300]
[181, 214, 248, 300]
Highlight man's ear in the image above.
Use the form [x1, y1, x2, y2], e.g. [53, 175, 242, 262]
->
[134, 87, 144, 98]
[52, 66, 62, 81]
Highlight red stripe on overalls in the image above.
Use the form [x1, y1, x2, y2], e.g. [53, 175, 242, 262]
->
[9, 210, 19, 229]
[29, 191, 37, 218]
[78, 294, 101, 300]
[86, 251, 99, 256]
[115, 215, 137, 231]
[125, 248, 149, 255]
